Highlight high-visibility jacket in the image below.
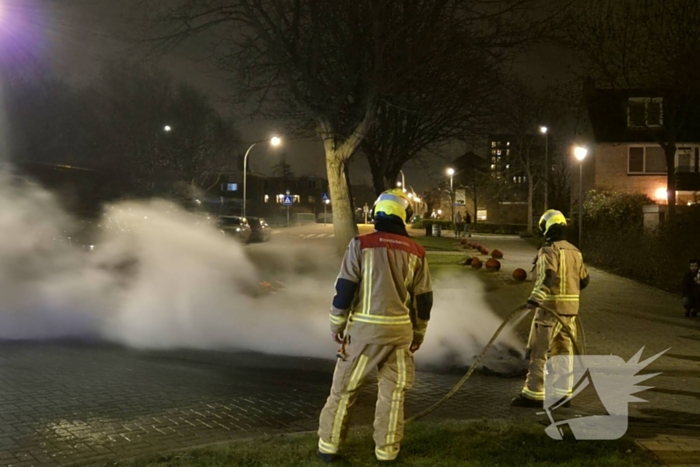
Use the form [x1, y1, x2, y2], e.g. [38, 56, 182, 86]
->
[528, 240, 589, 316]
[329, 231, 433, 346]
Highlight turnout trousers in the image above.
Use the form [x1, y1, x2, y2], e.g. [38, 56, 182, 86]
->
[318, 339, 415, 462]
[521, 308, 577, 401]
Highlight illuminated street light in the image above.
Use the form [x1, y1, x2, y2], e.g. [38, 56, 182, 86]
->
[574, 146, 588, 248]
[164, 125, 172, 132]
[574, 146, 588, 161]
[541, 126, 549, 210]
[244, 136, 283, 218]
[446, 168, 455, 225]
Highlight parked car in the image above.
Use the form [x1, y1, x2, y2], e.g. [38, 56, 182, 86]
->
[218, 216, 252, 243]
[247, 217, 272, 242]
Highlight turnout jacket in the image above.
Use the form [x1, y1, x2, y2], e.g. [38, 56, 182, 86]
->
[329, 231, 433, 346]
[528, 240, 589, 316]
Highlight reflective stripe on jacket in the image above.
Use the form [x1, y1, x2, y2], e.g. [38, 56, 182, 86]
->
[329, 232, 433, 346]
[529, 240, 589, 316]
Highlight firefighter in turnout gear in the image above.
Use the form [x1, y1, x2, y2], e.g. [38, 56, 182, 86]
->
[512, 209, 590, 408]
[317, 189, 433, 464]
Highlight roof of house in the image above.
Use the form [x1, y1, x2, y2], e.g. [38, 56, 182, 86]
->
[584, 85, 700, 144]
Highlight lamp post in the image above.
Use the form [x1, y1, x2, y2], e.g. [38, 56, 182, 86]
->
[574, 146, 588, 248]
[243, 136, 281, 218]
[447, 168, 455, 228]
[540, 126, 548, 211]
[399, 170, 406, 191]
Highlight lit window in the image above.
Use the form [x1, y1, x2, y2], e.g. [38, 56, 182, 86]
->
[308, 195, 315, 203]
[506, 164, 510, 169]
[506, 142, 510, 146]
[491, 142, 496, 148]
[491, 157, 496, 163]
[491, 164, 495, 169]
[264, 195, 269, 203]
[496, 150, 502, 156]
[506, 150, 510, 156]
[477, 209, 487, 221]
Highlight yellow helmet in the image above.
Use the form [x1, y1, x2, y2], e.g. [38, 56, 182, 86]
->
[373, 189, 413, 224]
[538, 209, 567, 236]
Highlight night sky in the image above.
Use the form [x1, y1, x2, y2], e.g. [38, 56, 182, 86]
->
[7, 0, 575, 191]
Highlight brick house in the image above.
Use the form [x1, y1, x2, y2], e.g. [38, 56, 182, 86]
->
[577, 83, 700, 211]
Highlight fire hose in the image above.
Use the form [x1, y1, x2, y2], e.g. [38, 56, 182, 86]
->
[405, 304, 586, 423]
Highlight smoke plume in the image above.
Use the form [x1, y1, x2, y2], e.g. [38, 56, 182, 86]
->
[0, 175, 523, 371]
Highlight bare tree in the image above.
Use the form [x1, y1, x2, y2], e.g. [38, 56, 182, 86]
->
[360, 28, 505, 195]
[137, 0, 562, 249]
[567, 0, 700, 219]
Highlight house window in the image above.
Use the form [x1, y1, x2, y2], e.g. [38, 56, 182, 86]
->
[628, 146, 667, 174]
[309, 180, 316, 189]
[477, 209, 487, 221]
[627, 98, 663, 128]
[491, 142, 496, 148]
[308, 195, 315, 203]
[264, 194, 269, 203]
[677, 147, 693, 172]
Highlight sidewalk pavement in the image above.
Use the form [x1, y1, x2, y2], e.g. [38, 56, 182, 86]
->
[459, 233, 700, 466]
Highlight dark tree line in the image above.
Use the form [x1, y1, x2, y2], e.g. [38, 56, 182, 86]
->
[4, 61, 239, 208]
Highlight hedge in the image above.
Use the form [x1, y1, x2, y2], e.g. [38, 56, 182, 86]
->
[580, 191, 700, 294]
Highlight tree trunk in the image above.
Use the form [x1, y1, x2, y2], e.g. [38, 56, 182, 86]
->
[665, 143, 677, 221]
[326, 152, 359, 252]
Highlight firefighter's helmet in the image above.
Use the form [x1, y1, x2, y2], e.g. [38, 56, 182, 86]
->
[373, 189, 413, 224]
[538, 209, 567, 237]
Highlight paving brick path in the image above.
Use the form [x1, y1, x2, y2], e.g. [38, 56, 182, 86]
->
[0, 232, 698, 466]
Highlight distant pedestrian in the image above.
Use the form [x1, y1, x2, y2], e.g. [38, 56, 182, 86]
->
[454, 211, 463, 237]
[682, 259, 700, 318]
[465, 212, 472, 237]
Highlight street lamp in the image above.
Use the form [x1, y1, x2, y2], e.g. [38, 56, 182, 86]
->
[446, 168, 455, 228]
[574, 146, 588, 248]
[399, 170, 406, 190]
[243, 136, 282, 218]
[540, 126, 549, 211]
[164, 125, 172, 132]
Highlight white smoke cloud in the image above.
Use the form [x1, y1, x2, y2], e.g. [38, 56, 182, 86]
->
[0, 175, 523, 371]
